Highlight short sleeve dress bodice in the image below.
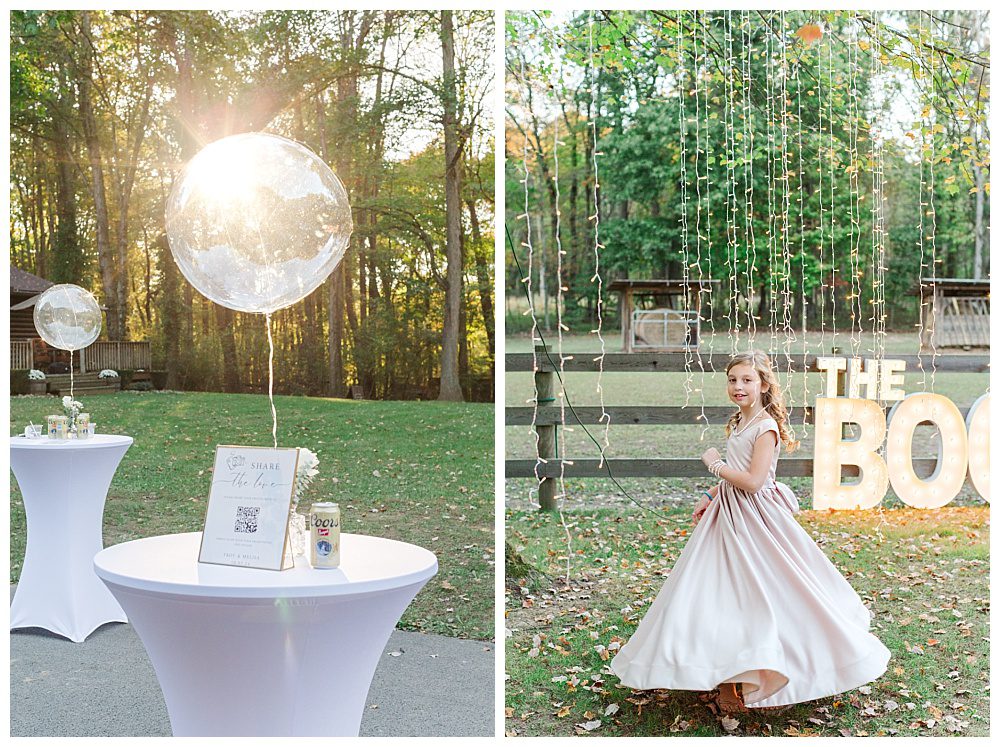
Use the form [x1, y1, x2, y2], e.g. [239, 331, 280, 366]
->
[722, 416, 798, 513]
[609, 414, 890, 708]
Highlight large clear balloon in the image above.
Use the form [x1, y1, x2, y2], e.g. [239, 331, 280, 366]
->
[33, 284, 103, 351]
[165, 133, 352, 314]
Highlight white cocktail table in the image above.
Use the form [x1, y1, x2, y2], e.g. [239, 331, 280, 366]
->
[10, 434, 133, 642]
[94, 531, 438, 736]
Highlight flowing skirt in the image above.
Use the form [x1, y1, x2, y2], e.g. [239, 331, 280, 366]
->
[609, 481, 890, 707]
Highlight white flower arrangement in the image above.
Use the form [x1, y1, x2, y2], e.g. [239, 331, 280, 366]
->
[289, 448, 321, 558]
[28, 369, 46, 381]
[98, 369, 119, 379]
[294, 448, 320, 502]
[62, 396, 83, 419]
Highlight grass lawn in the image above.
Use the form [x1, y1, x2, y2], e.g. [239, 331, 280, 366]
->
[10, 391, 494, 640]
[505, 505, 989, 737]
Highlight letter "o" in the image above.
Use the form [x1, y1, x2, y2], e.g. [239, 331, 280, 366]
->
[886, 393, 967, 509]
[966, 393, 990, 502]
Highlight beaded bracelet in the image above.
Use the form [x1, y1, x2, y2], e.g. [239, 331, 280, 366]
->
[702, 490, 715, 503]
[708, 459, 727, 479]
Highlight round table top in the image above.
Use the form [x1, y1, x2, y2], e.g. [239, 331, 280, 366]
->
[10, 433, 133, 451]
[94, 532, 438, 599]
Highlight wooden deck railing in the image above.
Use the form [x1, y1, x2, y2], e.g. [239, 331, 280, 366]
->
[11, 341, 33, 370]
[80, 341, 152, 372]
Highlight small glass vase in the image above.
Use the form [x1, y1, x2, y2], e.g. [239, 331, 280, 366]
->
[289, 509, 308, 558]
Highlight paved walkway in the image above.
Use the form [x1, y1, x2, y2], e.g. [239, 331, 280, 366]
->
[10, 586, 494, 737]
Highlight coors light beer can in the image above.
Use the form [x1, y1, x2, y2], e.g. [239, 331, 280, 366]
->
[309, 502, 341, 568]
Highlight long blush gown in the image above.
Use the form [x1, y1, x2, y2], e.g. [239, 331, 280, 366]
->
[609, 417, 890, 708]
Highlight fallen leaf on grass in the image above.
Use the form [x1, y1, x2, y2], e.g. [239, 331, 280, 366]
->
[575, 720, 601, 732]
[604, 703, 620, 717]
[721, 716, 740, 732]
[669, 715, 691, 732]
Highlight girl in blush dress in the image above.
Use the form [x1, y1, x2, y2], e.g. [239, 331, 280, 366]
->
[610, 351, 890, 713]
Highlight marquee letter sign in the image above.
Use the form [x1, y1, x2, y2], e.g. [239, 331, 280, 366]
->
[813, 397, 888, 510]
[886, 393, 968, 509]
[812, 358, 989, 510]
[966, 393, 990, 502]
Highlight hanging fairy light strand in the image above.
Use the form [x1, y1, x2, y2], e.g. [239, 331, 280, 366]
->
[517, 52, 544, 495]
[699, 11, 717, 382]
[828, 16, 839, 356]
[725, 10, 739, 353]
[817, 19, 828, 358]
[677, 10, 694, 408]
[765, 14, 779, 354]
[587, 10, 611, 467]
[682, 10, 708, 432]
[742, 10, 758, 343]
[848, 14, 864, 360]
[778, 11, 795, 425]
[927, 14, 939, 392]
[549, 28, 575, 583]
[795, 14, 810, 424]
[867, 18, 879, 361]
[915, 11, 929, 390]
[693, 9, 711, 441]
[867, 12, 888, 370]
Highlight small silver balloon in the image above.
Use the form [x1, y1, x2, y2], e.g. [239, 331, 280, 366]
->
[32, 284, 102, 351]
[165, 132, 352, 314]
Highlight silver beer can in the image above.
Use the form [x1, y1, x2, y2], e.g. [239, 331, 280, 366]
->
[309, 502, 341, 568]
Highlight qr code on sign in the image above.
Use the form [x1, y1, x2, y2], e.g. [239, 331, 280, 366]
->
[234, 506, 260, 534]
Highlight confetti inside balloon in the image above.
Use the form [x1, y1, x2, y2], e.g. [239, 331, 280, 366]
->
[165, 133, 352, 314]
[33, 284, 102, 351]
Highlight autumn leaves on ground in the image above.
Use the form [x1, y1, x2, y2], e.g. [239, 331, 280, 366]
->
[505, 504, 989, 737]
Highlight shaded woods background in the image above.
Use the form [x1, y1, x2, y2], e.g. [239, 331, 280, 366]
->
[505, 10, 988, 335]
[11, 10, 495, 400]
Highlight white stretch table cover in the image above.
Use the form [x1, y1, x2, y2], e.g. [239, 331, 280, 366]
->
[10, 434, 133, 642]
[94, 531, 438, 737]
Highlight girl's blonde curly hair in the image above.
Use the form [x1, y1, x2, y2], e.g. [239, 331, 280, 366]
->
[725, 351, 800, 453]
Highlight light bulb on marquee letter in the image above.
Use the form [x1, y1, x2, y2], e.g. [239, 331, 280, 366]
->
[886, 393, 967, 509]
[813, 398, 888, 510]
[966, 393, 990, 502]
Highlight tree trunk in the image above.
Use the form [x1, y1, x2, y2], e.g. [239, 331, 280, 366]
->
[466, 198, 494, 368]
[216, 305, 241, 391]
[111, 71, 155, 341]
[973, 159, 986, 279]
[77, 11, 119, 338]
[50, 106, 83, 283]
[157, 231, 182, 389]
[438, 10, 464, 401]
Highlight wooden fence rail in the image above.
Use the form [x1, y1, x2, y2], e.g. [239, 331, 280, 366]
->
[506, 346, 986, 510]
[507, 458, 940, 480]
[11, 341, 33, 370]
[506, 404, 970, 426]
[505, 351, 990, 373]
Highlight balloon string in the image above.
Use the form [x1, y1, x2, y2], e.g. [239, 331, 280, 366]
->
[266, 312, 277, 449]
[70, 350, 74, 403]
